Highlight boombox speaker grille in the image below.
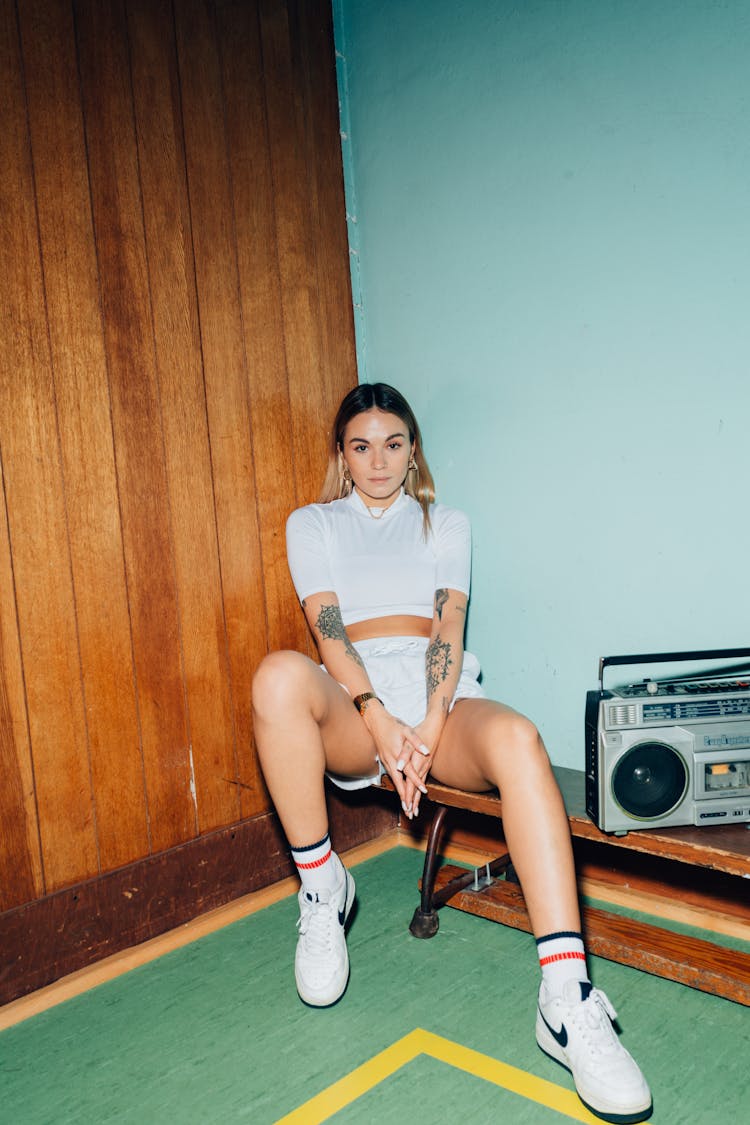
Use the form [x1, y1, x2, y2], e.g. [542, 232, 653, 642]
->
[611, 742, 688, 820]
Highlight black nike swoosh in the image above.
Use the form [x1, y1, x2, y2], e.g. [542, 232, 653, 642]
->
[539, 1007, 568, 1048]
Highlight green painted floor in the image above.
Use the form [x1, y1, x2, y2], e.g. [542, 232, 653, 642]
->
[1, 847, 747, 1124]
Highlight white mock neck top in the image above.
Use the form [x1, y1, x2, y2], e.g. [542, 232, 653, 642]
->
[286, 489, 471, 625]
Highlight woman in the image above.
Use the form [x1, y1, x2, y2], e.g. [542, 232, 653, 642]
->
[252, 383, 651, 1124]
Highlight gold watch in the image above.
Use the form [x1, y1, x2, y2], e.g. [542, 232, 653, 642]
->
[352, 692, 382, 715]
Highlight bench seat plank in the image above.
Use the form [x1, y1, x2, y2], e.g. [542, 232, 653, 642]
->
[419, 772, 750, 879]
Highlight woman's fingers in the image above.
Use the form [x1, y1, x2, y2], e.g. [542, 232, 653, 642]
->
[382, 725, 431, 818]
[398, 748, 431, 819]
[385, 758, 408, 806]
[403, 758, 427, 793]
[399, 721, 430, 757]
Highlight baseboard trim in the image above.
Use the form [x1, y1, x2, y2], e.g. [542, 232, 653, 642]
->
[0, 787, 395, 1009]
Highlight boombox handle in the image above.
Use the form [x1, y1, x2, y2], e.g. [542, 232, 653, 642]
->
[598, 647, 750, 692]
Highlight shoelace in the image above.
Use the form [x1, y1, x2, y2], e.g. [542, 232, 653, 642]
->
[296, 894, 336, 956]
[573, 989, 620, 1057]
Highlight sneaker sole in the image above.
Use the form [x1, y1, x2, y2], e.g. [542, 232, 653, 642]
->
[296, 872, 356, 1009]
[536, 1018, 653, 1124]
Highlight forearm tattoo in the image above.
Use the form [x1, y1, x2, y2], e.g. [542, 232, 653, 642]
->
[426, 633, 453, 700]
[314, 603, 365, 669]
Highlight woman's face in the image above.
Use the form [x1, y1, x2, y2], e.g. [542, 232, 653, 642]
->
[340, 409, 414, 511]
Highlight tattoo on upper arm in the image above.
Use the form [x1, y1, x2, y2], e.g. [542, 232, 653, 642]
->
[314, 603, 365, 669]
[434, 588, 449, 621]
[435, 589, 469, 621]
[426, 634, 453, 698]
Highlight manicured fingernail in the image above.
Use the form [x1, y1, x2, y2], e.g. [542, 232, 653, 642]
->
[396, 759, 405, 771]
[418, 743, 430, 756]
[419, 784, 427, 794]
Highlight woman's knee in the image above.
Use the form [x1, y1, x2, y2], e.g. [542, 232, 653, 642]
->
[251, 650, 316, 717]
[486, 710, 551, 775]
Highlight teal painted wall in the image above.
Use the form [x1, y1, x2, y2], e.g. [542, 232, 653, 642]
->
[334, 0, 750, 768]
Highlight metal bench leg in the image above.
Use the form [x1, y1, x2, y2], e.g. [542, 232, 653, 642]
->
[409, 804, 448, 938]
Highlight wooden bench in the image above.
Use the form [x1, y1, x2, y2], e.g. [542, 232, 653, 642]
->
[380, 766, 750, 1006]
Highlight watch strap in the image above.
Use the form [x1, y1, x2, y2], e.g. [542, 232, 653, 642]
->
[352, 691, 382, 715]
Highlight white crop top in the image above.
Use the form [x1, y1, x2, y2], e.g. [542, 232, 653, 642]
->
[286, 489, 471, 625]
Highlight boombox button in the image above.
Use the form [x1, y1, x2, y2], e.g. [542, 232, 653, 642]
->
[699, 810, 728, 819]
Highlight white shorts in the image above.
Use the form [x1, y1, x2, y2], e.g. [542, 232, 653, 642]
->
[325, 636, 485, 791]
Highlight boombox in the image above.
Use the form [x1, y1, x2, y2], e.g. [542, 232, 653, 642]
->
[585, 647, 750, 834]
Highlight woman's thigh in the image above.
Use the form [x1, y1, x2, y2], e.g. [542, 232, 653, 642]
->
[427, 697, 540, 792]
[317, 672, 381, 778]
[253, 649, 379, 779]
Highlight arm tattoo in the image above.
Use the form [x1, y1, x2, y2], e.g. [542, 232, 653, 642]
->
[425, 633, 453, 699]
[314, 603, 365, 669]
[434, 588, 449, 621]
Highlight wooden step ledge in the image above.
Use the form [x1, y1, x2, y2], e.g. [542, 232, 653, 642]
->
[432, 864, 750, 1007]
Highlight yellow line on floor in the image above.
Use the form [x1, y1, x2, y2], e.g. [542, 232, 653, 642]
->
[274, 1028, 604, 1124]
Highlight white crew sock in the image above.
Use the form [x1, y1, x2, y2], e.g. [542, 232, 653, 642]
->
[290, 833, 340, 895]
[536, 931, 590, 996]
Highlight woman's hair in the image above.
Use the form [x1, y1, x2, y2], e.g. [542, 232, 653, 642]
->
[320, 382, 435, 531]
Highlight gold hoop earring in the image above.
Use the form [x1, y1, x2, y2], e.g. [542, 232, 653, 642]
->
[343, 466, 352, 482]
[408, 457, 417, 471]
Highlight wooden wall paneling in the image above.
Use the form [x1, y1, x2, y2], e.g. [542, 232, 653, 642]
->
[18, 0, 150, 872]
[173, 0, 269, 817]
[290, 0, 358, 403]
[74, 0, 195, 851]
[258, 0, 340, 501]
[0, 458, 43, 911]
[216, 0, 309, 663]
[0, 0, 98, 891]
[127, 0, 240, 834]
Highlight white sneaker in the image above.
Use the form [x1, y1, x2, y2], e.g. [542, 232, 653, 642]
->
[536, 979, 653, 1123]
[294, 862, 355, 1007]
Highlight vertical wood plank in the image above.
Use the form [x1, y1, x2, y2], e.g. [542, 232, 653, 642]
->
[174, 0, 269, 816]
[0, 458, 43, 911]
[18, 0, 150, 871]
[127, 0, 240, 832]
[74, 0, 195, 851]
[0, 0, 98, 890]
[257, 0, 338, 502]
[290, 0, 358, 404]
[216, 0, 309, 657]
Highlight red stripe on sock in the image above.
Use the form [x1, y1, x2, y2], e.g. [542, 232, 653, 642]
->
[295, 848, 332, 870]
[539, 950, 587, 967]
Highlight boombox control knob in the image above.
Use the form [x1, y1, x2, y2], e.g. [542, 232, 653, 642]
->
[646, 681, 659, 695]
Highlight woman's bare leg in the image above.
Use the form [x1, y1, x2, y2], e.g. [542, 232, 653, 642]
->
[428, 698, 581, 937]
[427, 700, 652, 1120]
[251, 650, 378, 845]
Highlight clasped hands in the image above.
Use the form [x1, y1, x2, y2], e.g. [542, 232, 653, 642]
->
[363, 706, 439, 820]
